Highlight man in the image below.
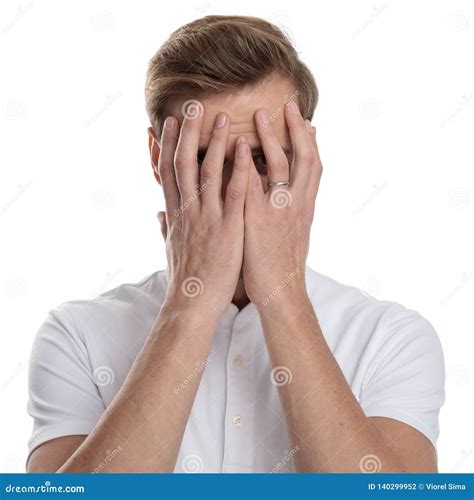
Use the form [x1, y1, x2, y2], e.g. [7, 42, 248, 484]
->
[27, 15, 444, 473]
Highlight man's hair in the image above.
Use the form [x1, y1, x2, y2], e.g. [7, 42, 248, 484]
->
[145, 15, 318, 136]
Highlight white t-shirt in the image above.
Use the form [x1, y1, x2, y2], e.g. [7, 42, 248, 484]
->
[27, 266, 445, 472]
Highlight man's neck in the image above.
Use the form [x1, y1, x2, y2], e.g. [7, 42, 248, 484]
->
[232, 278, 250, 310]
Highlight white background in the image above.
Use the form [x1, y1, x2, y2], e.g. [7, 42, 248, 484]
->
[0, 0, 472, 473]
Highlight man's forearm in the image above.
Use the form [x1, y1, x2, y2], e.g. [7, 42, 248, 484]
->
[257, 289, 404, 472]
[59, 299, 218, 472]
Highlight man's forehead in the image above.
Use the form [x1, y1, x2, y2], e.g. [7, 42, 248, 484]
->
[171, 102, 288, 142]
[198, 94, 287, 134]
[164, 75, 297, 149]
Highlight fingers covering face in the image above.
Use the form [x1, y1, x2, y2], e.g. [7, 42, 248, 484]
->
[173, 105, 204, 208]
[200, 113, 230, 214]
[284, 101, 316, 189]
[254, 109, 289, 186]
[158, 116, 180, 216]
[157, 103, 322, 221]
[252, 102, 322, 203]
[224, 136, 251, 220]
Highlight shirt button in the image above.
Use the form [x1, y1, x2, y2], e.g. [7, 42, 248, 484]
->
[232, 415, 243, 428]
[233, 355, 244, 368]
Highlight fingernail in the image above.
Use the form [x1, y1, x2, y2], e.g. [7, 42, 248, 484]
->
[164, 116, 176, 130]
[287, 100, 300, 114]
[215, 113, 227, 128]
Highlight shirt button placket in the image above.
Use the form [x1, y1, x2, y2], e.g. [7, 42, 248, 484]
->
[222, 310, 258, 473]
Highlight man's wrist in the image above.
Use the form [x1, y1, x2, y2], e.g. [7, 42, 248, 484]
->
[161, 293, 223, 323]
[254, 283, 310, 316]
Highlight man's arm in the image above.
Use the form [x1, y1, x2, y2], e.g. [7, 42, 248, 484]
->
[243, 100, 438, 472]
[257, 291, 437, 472]
[28, 301, 220, 473]
[28, 436, 87, 473]
[28, 109, 252, 472]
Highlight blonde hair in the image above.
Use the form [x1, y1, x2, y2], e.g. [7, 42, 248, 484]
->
[145, 15, 318, 136]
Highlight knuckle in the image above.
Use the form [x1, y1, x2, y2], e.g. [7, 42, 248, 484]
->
[199, 164, 215, 181]
[159, 170, 176, 186]
[250, 174, 262, 191]
[226, 184, 244, 200]
[174, 155, 192, 170]
[233, 160, 248, 173]
[158, 159, 173, 174]
[300, 149, 315, 165]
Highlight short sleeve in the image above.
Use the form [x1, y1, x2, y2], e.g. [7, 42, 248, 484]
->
[359, 307, 445, 450]
[27, 305, 105, 462]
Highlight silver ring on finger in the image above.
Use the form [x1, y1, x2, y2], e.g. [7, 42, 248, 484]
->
[267, 181, 290, 187]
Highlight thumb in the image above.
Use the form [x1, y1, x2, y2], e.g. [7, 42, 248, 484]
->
[157, 211, 167, 240]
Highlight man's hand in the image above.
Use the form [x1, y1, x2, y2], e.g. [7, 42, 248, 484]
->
[242, 106, 437, 472]
[31, 107, 253, 473]
[242, 101, 323, 308]
[158, 108, 251, 315]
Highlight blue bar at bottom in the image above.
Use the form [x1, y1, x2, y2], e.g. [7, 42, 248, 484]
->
[0, 473, 472, 499]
